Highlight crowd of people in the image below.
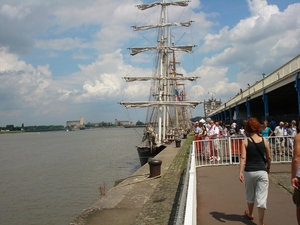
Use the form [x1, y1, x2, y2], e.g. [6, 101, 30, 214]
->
[193, 117, 300, 225]
[194, 119, 300, 141]
[193, 118, 299, 152]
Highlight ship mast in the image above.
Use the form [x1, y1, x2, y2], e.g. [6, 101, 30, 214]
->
[119, 0, 200, 144]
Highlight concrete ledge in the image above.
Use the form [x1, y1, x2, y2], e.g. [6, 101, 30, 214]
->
[69, 136, 193, 225]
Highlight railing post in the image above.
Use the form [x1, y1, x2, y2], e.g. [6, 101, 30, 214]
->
[228, 137, 232, 164]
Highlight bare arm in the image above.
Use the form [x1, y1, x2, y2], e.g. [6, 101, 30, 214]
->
[264, 138, 271, 173]
[292, 134, 300, 189]
[269, 128, 273, 137]
[239, 138, 247, 182]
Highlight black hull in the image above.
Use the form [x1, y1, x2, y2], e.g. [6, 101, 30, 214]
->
[137, 145, 166, 166]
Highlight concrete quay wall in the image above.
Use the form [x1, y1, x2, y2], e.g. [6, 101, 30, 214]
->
[69, 135, 193, 225]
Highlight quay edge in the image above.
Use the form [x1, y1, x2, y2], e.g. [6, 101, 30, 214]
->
[69, 135, 194, 225]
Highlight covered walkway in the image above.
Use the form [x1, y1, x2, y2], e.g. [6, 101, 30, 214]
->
[196, 163, 296, 225]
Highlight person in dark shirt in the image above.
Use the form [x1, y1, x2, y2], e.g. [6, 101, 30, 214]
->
[269, 117, 277, 134]
[239, 118, 271, 225]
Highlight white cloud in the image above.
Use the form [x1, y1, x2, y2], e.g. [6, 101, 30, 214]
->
[0, 4, 31, 20]
[198, 0, 300, 93]
[0, 0, 299, 125]
[36, 38, 89, 51]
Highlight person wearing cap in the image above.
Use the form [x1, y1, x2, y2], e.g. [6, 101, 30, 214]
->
[200, 118, 206, 124]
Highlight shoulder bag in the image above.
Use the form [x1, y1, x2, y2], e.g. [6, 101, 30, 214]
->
[249, 136, 267, 164]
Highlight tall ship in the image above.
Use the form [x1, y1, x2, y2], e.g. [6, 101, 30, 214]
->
[119, 0, 200, 166]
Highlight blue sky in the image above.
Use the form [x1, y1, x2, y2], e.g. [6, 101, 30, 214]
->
[0, 0, 299, 126]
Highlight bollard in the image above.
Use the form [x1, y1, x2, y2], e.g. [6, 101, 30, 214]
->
[175, 138, 181, 148]
[148, 158, 162, 178]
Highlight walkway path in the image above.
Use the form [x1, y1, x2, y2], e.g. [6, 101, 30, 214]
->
[196, 163, 296, 225]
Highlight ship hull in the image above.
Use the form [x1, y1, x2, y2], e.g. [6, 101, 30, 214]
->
[137, 145, 166, 166]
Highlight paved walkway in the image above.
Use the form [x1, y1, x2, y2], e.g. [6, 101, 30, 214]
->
[196, 163, 296, 225]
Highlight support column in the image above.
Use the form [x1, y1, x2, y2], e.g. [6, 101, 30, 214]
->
[235, 104, 240, 122]
[229, 108, 233, 124]
[246, 97, 251, 119]
[262, 90, 269, 121]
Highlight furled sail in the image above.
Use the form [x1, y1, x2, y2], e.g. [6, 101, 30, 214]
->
[137, 1, 189, 10]
[132, 21, 193, 31]
[118, 101, 201, 108]
[123, 76, 200, 82]
[129, 45, 195, 56]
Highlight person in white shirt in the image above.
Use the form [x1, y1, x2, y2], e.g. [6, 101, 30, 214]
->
[274, 121, 285, 157]
[207, 120, 220, 161]
[287, 120, 297, 154]
[239, 126, 245, 137]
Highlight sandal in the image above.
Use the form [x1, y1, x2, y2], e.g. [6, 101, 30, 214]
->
[244, 210, 254, 220]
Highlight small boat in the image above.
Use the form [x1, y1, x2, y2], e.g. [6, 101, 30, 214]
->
[119, 0, 201, 166]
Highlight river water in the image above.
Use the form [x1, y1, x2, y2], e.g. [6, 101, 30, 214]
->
[0, 128, 143, 225]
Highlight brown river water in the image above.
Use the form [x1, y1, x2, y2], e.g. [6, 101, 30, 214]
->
[0, 128, 143, 225]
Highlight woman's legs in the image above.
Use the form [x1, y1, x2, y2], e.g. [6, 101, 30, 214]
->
[244, 172, 255, 219]
[247, 202, 254, 217]
[257, 207, 265, 225]
[256, 171, 269, 225]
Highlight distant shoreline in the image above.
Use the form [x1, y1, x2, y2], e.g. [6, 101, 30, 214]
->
[0, 126, 145, 134]
[124, 125, 146, 128]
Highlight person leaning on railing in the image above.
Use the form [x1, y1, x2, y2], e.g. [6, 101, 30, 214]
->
[260, 120, 273, 140]
[239, 117, 271, 225]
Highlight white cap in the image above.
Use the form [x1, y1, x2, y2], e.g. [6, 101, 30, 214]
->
[200, 119, 205, 123]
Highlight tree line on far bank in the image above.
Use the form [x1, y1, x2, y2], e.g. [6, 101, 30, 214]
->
[1, 120, 145, 132]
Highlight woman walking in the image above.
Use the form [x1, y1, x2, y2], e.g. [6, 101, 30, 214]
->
[239, 118, 271, 225]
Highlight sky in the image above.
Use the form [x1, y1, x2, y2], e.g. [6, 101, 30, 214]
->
[0, 0, 299, 127]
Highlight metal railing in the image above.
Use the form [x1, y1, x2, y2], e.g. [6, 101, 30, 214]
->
[183, 135, 293, 225]
[194, 135, 293, 167]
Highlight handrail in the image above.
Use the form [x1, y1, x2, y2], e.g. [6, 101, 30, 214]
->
[176, 146, 192, 225]
[184, 142, 197, 225]
[182, 135, 293, 225]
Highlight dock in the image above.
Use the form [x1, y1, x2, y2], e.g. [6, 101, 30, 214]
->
[70, 136, 296, 225]
[69, 136, 192, 225]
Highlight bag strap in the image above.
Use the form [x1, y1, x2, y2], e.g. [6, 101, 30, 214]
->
[249, 137, 267, 164]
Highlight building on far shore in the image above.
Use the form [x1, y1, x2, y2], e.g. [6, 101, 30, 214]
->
[115, 119, 134, 126]
[66, 116, 84, 129]
[203, 97, 222, 119]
